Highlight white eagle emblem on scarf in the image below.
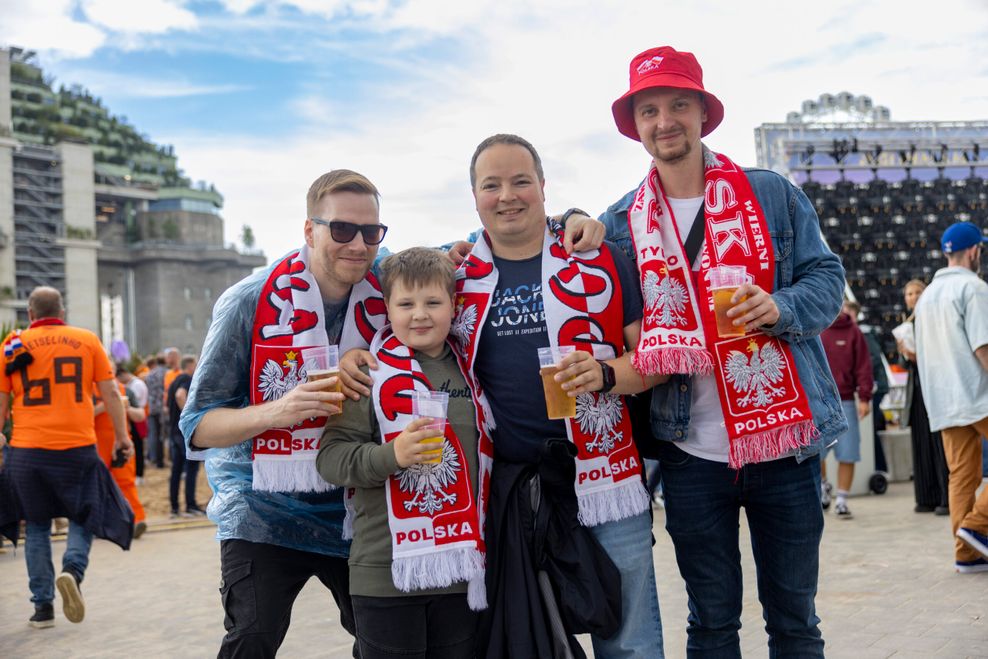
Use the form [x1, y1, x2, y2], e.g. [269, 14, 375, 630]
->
[258, 350, 308, 401]
[724, 340, 786, 408]
[643, 270, 688, 326]
[397, 443, 461, 515]
[450, 298, 477, 348]
[575, 392, 624, 454]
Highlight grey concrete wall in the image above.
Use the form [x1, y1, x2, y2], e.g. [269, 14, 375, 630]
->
[58, 142, 95, 233]
[0, 50, 10, 134]
[58, 142, 99, 331]
[61, 237, 100, 332]
[0, 137, 17, 325]
[136, 210, 224, 247]
[98, 247, 263, 356]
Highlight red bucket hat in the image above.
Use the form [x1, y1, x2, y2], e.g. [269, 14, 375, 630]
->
[611, 46, 724, 141]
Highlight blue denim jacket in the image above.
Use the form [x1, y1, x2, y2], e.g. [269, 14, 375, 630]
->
[179, 251, 386, 557]
[600, 167, 847, 461]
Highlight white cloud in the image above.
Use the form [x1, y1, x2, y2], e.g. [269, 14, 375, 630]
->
[160, 0, 988, 264]
[6, 0, 988, 265]
[0, 0, 105, 58]
[80, 0, 197, 34]
[54, 69, 249, 98]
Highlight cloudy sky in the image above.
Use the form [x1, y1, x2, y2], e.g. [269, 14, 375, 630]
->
[3, 0, 988, 262]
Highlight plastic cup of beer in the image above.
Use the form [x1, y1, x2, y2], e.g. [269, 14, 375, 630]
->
[302, 345, 342, 415]
[538, 345, 577, 419]
[707, 266, 750, 338]
[412, 391, 448, 465]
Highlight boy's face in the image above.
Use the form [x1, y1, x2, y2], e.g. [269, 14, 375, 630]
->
[386, 279, 455, 358]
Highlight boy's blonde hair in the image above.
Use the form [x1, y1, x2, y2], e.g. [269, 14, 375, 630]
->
[380, 247, 456, 300]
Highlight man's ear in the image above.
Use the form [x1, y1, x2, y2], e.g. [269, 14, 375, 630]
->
[304, 218, 314, 247]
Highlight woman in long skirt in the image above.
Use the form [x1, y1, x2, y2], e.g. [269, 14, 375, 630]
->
[898, 279, 949, 514]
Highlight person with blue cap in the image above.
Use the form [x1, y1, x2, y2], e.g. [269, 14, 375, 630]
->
[915, 221, 988, 573]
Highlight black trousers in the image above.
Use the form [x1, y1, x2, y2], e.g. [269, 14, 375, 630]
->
[169, 432, 200, 512]
[351, 593, 477, 659]
[218, 539, 357, 658]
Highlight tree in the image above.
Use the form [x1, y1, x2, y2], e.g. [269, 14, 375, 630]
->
[240, 224, 256, 250]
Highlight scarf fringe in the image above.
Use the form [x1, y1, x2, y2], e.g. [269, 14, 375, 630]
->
[391, 547, 486, 598]
[633, 347, 713, 376]
[576, 477, 650, 527]
[467, 574, 488, 611]
[728, 420, 819, 469]
[252, 457, 337, 493]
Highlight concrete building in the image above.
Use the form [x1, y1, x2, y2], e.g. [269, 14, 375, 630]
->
[0, 47, 265, 354]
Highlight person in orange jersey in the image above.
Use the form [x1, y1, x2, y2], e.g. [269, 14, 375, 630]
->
[0, 286, 133, 629]
[94, 383, 147, 539]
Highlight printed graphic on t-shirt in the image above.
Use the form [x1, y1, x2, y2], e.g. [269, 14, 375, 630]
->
[487, 282, 545, 338]
[433, 378, 472, 399]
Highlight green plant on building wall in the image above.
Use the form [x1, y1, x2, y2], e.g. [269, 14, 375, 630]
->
[65, 226, 94, 240]
[240, 224, 255, 249]
[162, 218, 179, 241]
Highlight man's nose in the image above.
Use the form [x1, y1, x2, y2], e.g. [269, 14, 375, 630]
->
[498, 185, 516, 202]
[654, 109, 674, 131]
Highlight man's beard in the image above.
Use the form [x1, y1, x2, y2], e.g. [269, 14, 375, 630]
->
[651, 138, 692, 165]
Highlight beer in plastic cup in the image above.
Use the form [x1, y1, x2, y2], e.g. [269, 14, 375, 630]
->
[302, 345, 343, 415]
[707, 266, 750, 338]
[538, 345, 577, 419]
[412, 391, 449, 465]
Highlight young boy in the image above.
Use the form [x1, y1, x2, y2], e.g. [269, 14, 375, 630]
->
[316, 247, 491, 659]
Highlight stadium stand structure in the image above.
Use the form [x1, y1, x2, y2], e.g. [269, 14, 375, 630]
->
[755, 92, 988, 358]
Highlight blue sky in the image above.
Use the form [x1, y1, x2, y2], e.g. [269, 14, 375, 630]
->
[2, 0, 988, 262]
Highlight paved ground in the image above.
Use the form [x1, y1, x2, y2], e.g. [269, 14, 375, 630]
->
[1, 481, 986, 658]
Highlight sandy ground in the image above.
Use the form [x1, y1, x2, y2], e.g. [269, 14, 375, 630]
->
[136, 457, 213, 518]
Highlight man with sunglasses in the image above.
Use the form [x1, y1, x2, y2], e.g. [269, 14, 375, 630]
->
[179, 170, 390, 657]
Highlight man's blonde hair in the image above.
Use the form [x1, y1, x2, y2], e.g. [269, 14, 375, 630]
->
[306, 169, 380, 217]
[380, 247, 456, 300]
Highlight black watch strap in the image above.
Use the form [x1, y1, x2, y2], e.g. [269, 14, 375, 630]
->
[597, 360, 616, 393]
[560, 207, 590, 227]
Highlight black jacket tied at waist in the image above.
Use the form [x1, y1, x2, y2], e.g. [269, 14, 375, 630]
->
[480, 439, 621, 658]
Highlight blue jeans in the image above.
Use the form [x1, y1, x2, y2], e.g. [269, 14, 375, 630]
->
[588, 509, 664, 658]
[146, 413, 164, 467]
[657, 441, 824, 658]
[25, 520, 93, 606]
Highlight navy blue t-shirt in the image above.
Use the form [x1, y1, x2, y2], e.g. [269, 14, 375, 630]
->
[473, 241, 643, 464]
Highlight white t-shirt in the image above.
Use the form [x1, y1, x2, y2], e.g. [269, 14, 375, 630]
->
[915, 266, 988, 431]
[668, 196, 731, 462]
[125, 376, 149, 408]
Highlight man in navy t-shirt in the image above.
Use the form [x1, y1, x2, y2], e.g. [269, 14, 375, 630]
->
[474, 243, 643, 464]
[465, 134, 665, 658]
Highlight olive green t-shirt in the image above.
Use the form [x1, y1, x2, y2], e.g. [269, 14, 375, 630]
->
[316, 344, 480, 597]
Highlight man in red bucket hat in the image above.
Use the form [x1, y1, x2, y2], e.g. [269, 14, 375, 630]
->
[566, 46, 845, 656]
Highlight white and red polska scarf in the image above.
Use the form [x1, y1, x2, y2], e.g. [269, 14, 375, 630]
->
[452, 223, 649, 526]
[370, 326, 491, 610]
[249, 245, 387, 492]
[629, 149, 817, 468]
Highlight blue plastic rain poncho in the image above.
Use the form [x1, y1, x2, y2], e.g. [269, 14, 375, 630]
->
[180, 255, 382, 556]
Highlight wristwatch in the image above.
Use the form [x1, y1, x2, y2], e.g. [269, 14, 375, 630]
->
[560, 207, 590, 227]
[597, 360, 616, 394]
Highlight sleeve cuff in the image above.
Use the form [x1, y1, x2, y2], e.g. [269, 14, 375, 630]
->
[368, 442, 399, 480]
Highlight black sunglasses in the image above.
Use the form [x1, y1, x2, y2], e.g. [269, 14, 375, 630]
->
[310, 218, 388, 245]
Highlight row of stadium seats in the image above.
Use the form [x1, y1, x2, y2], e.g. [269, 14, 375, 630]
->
[807, 176, 982, 359]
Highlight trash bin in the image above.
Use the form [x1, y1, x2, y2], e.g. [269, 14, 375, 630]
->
[878, 428, 913, 483]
